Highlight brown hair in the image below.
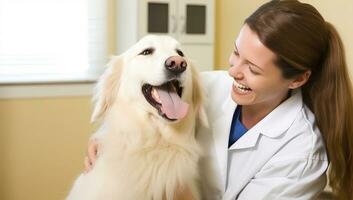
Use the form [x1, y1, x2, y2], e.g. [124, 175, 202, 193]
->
[245, 0, 353, 199]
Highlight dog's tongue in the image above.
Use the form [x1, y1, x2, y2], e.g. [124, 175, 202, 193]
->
[156, 88, 189, 120]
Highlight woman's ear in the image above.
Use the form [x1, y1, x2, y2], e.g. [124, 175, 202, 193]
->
[289, 70, 312, 89]
[190, 63, 208, 127]
[91, 56, 124, 122]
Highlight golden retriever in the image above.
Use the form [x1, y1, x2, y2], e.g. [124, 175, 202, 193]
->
[66, 35, 207, 200]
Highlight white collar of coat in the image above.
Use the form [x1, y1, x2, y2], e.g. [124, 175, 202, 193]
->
[226, 89, 304, 150]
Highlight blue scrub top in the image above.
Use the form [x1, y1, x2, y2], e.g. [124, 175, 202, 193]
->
[228, 106, 248, 148]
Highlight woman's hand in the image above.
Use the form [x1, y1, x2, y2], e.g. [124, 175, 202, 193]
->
[84, 138, 100, 173]
[174, 186, 195, 200]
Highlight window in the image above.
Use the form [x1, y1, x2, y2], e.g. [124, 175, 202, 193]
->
[0, 0, 107, 84]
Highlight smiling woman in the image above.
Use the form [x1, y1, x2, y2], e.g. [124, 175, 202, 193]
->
[0, 0, 107, 84]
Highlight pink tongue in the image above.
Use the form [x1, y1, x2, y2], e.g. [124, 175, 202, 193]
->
[156, 88, 189, 120]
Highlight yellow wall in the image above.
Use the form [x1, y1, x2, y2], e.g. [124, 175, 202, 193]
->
[0, 97, 95, 200]
[1, 1, 352, 200]
[215, 0, 353, 77]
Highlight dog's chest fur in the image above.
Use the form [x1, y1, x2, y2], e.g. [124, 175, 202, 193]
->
[90, 101, 201, 200]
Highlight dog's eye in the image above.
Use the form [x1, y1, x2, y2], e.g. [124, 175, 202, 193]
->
[176, 49, 184, 57]
[139, 48, 154, 56]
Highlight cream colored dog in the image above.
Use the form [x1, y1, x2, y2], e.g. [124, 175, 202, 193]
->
[66, 35, 207, 200]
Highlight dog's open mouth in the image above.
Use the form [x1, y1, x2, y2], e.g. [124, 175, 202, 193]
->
[142, 80, 189, 121]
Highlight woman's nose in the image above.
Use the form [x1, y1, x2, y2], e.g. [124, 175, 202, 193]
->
[229, 53, 235, 67]
[228, 53, 242, 68]
[228, 54, 243, 77]
[228, 65, 244, 79]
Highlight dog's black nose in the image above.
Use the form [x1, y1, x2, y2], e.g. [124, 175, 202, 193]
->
[165, 56, 187, 74]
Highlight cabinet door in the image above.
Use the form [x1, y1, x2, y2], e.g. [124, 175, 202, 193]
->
[177, 0, 214, 44]
[138, 0, 177, 38]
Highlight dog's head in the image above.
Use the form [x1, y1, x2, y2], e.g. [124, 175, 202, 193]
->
[91, 35, 207, 126]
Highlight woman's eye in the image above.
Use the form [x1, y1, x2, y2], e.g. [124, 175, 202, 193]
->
[233, 50, 239, 56]
[249, 66, 261, 75]
[139, 48, 154, 56]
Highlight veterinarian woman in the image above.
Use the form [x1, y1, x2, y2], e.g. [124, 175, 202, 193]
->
[85, 0, 353, 199]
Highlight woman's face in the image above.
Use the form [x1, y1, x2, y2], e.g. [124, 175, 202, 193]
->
[228, 24, 295, 109]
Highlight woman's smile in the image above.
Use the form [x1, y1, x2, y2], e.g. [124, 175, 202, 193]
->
[232, 79, 252, 94]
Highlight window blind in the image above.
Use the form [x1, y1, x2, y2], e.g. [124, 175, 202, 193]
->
[0, 0, 107, 83]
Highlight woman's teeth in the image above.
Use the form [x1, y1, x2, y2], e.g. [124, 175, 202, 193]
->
[233, 80, 251, 93]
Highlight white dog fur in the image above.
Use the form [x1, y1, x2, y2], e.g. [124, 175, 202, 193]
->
[66, 35, 207, 200]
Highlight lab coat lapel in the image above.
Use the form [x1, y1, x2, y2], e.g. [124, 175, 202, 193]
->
[228, 89, 303, 151]
[228, 118, 263, 150]
[212, 95, 236, 192]
[229, 128, 261, 150]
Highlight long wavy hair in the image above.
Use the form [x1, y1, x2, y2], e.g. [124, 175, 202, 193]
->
[245, 0, 353, 199]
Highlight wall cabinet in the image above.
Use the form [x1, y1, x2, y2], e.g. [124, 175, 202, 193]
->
[116, 0, 214, 71]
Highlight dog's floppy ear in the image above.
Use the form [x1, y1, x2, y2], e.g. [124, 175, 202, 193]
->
[91, 56, 124, 122]
[190, 63, 208, 127]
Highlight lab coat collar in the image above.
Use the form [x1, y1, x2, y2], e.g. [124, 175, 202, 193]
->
[212, 89, 303, 192]
[229, 89, 303, 150]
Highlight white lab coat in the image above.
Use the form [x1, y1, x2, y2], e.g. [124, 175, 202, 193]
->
[197, 71, 328, 200]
